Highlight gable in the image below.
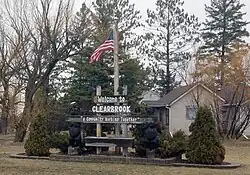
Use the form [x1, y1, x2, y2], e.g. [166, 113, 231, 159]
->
[143, 83, 226, 108]
[169, 84, 226, 106]
[157, 84, 195, 106]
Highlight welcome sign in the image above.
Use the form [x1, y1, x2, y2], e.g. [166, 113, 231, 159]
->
[67, 95, 153, 124]
[91, 105, 131, 113]
[92, 96, 131, 114]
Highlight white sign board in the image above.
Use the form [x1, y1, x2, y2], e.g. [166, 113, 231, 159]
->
[92, 105, 131, 113]
[67, 116, 153, 124]
[94, 96, 126, 104]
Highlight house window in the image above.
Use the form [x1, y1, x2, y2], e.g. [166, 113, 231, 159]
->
[186, 105, 197, 120]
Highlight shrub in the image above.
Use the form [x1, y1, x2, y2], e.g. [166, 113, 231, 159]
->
[50, 132, 69, 154]
[155, 133, 170, 158]
[24, 113, 50, 156]
[156, 130, 187, 158]
[132, 124, 148, 157]
[168, 130, 187, 157]
[186, 106, 225, 165]
[132, 122, 159, 157]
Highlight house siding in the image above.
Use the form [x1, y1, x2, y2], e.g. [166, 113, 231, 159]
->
[169, 85, 224, 134]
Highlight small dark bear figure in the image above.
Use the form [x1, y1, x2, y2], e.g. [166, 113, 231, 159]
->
[144, 122, 159, 150]
[69, 123, 81, 147]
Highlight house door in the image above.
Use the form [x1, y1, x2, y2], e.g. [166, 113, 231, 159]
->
[159, 108, 169, 132]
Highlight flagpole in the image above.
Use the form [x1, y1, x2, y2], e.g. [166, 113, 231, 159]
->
[113, 23, 119, 96]
[113, 22, 121, 154]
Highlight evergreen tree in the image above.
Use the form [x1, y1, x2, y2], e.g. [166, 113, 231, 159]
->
[186, 106, 225, 165]
[199, 0, 249, 85]
[62, 54, 113, 112]
[142, 0, 200, 95]
[91, 0, 142, 51]
[120, 56, 151, 109]
[24, 113, 50, 156]
[24, 89, 50, 156]
[61, 0, 150, 111]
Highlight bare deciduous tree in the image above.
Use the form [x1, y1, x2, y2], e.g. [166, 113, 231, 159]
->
[191, 43, 250, 139]
[0, 11, 25, 134]
[1, 0, 90, 141]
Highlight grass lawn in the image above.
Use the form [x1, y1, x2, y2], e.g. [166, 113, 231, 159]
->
[1, 135, 250, 175]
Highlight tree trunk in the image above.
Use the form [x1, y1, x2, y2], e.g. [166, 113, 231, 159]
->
[41, 76, 49, 106]
[14, 86, 34, 142]
[1, 84, 9, 134]
[14, 122, 28, 142]
[7, 93, 18, 133]
[14, 76, 49, 142]
[220, 0, 226, 87]
[165, 11, 171, 94]
[13, 103, 32, 142]
[220, 48, 225, 87]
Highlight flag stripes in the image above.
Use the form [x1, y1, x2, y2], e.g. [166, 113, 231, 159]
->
[89, 33, 114, 63]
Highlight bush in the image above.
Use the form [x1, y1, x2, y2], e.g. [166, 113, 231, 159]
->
[156, 130, 187, 158]
[50, 132, 69, 154]
[132, 122, 159, 157]
[169, 130, 187, 157]
[24, 113, 50, 156]
[49, 129, 109, 155]
[186, 106, 225, 165]
[132, 124, 148, 157]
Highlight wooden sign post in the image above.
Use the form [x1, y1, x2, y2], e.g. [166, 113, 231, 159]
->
[122, 85, 128, 156]
[96, 86, 102, 154]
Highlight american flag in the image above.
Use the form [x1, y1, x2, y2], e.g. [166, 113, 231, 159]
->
[89, 32, 114, 63]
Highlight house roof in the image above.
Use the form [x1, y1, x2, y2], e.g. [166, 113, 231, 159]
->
[143, 83, 250, 108]
[141, 100, 166, 107]
[143, 84, 196, 107]
[143, 83, 226, 108]
[216, 85, 250, 105]
[157, 84, 195, 106]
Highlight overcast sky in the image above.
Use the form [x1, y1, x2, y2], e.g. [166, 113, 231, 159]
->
[71, 0, 250, 83]
[73, 0, 250, 43]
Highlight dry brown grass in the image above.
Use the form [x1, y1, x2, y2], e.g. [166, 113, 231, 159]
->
[0, 135, 250, 175]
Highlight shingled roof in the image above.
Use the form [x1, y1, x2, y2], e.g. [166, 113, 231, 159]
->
[142, 84, 196, 107]
[143, 83, 227, 108]
[157, 84, 195, 105]
[217, 85, 250, 104]
[143, 83, 250, 108]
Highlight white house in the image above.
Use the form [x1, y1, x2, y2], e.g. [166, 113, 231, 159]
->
[142, 83, 250, 136]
